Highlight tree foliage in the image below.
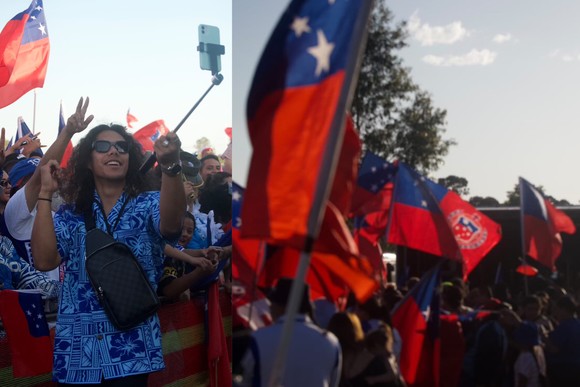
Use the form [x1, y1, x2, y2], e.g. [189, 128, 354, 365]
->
[504, 183, 571, 206]
[469, 196, 500, 207]
[352, 1, 455, 174]
[437, 175, 470, 197]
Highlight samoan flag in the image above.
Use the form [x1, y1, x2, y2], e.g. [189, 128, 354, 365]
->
[241, 0, 373, 246]
[132, 119, 170, 154]
[388, 163, 502, 279]
[0, 290, 52, 377]
[58, 101, 74, 168]
[391, 263, 442, 387]
[19, 116, 43, 156]
[519, 177, 576, 271]
[0, 0, 50, 108]
[351, 152, 397, 216]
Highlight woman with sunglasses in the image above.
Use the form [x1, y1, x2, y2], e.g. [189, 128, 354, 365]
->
[31, 124, 185, 385]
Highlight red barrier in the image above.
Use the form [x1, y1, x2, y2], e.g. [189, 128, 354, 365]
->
[0, 289, 232, 386]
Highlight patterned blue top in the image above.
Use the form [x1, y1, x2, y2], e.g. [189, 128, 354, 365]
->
[52, 191, 168, 383]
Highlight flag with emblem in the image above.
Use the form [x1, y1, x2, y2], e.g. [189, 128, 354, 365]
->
[0, 290, 52, 377]
[392, 263, 442, 387]
[241, 0, 373, 250]
[0, 0, 50, 108]
[520, 177, 576, 271]
[59, 100, 74, 167]
[388, 163, 501, 279]
[132, 119, 170, 154]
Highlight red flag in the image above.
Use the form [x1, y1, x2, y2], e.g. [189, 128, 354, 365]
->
[132, 119, 169, 153]
[58, 101, 73, 168]
[0, 0, 50, 108]
[241, 0, 372, 247]
[520, 177, 576, 271]
[207, 282, 232, 387]
[392, 264, 442, 387]
[388, 163, 502, 279]
[0, 290, 52, 377]
[126, 109, 138, 128]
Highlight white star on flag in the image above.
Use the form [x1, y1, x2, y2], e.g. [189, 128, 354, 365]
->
[421, 200, 427, 207]
[37, 313, 43, 319]
[371, 166, 377, 173]
[38, 23, 46, 35]
[235, 217, 242, 228]
[31, 16, 36, 20]
[307, 30, 335, 77]
[27, 310, 32, 316]
[291, 16, 311, 37]
[232, 191, 241, 201]
[35, 6, 42, 11]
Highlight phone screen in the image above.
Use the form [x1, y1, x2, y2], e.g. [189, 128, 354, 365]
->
[198, 24, 221, 73]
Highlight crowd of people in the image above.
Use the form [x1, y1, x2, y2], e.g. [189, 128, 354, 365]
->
[233, 271, 580, 387]
[0, 97, 233, 385]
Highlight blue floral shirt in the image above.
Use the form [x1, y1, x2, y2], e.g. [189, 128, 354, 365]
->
[52, 191, 168, 383]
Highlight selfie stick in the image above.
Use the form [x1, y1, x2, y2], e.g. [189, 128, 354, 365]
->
[139, 42, 225, 174]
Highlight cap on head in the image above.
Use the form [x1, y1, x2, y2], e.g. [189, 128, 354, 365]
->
[8, 158, 40, 188]
[180, 151, 203, 186]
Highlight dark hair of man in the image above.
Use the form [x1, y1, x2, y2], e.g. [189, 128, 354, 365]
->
[59, 124, 146, 215]
[200, 153, 220, 165]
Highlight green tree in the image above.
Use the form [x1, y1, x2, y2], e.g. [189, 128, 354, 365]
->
[437, 175, 470, 197]
[352, 1, 455, 173]
[469, 196, 500, 207]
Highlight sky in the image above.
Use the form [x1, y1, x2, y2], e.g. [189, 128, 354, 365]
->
[0, 0, 232, 158]
[234, 0, 580, 204]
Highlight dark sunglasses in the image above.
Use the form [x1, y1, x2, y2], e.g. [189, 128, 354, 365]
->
[92, 140, 130, 154]
[0, 179, 10, 188]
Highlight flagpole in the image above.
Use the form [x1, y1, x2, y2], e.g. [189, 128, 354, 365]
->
[267, 2, 374, 385]
[32, 91, 37, 133]
[518, 177, 529, 296]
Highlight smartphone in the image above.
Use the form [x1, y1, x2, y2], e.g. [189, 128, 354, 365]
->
[198, 24, 221, 73]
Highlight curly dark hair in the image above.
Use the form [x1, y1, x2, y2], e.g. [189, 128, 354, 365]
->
[59, 124, 146, 214]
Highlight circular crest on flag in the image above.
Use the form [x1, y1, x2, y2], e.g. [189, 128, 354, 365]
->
[448, 210, 488, 250]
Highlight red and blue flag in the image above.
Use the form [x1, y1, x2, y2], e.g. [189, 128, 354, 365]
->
[351, 152, 397, 216]
[59, 101, 74, 167]
[132, 119, 170, 154]
[519, 177, 576, 271]
[388, 163, 501, 279]
[0, 290, 52, 377]
[391, 263, 442, 387]
[0, 0, 50, 108]
[241, 0, 373, 247]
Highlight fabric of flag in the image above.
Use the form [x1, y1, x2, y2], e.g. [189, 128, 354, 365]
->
[126, 109, 138, 128]
[207, 281, 232, 387]
[58, 101, 73, 168]
[0, 290, 52, 377]
[520, 177, 576, 271]
[351, 152, 397, 216]
[391, 264, 442, 387]
[0, 0, 50, 109]
[388, 163, 502, 279]
[242, 0, 372, 247]
[132, 119, 169, 153]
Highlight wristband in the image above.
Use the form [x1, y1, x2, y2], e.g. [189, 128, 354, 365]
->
[38, 197, 52, 203]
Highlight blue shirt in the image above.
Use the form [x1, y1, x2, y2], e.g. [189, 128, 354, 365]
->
[52, 191, 168, 383]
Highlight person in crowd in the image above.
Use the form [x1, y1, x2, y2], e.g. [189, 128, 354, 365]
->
[31, 118, 185, 384]
[520, 295, 554, 345]
[364, 322, 406, 387]
[199, 153, 221, 183]
[158, 211, 220, 300]
[3, 98, 95, 284]
[327, 311, 391, 387]
[545, 295, 580, 386]
[441, 282, 473, 315]
[0, 169, 60, 299]
[513, 321, 547, 387]
[240, 278, 341, 387]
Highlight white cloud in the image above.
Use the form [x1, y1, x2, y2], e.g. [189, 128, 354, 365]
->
[408, 12, 469, 46]
[492, 33, 513, 44]
[548, 49, 580, 62]
[422, 49, 497, 66]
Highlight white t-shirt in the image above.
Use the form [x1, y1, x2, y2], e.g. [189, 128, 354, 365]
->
[514, 349, 546, 387]
[4, 186, 60, 282]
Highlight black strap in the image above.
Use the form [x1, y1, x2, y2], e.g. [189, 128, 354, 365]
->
[84, 195, 129, 236]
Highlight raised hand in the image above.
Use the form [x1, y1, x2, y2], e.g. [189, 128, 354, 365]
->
[154, 132, 181, 167]
[64, 97, 94, 136]
[38, 159, 61, 196]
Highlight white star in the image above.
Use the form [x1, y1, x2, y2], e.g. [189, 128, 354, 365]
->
[235, 217, 242, 228]
[38, 23, 46, 35]
[328, 0, 336, 4]
[232, 191, 241, 201]
[371, 166, 377, 173]
[290, 16, 311, 37]
[32, 303, 36, 308]
[307, 30, 335, 77]
[31, 16, 36, 20]
[36, 324, 39, 328]
[421, 200, 427, 207]
[26, 310, 32, 316]
[35, 6, 42, 11]
[37, 313, 43, 319]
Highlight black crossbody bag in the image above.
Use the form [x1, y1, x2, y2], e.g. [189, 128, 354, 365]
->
[83, 199, 160, 330]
